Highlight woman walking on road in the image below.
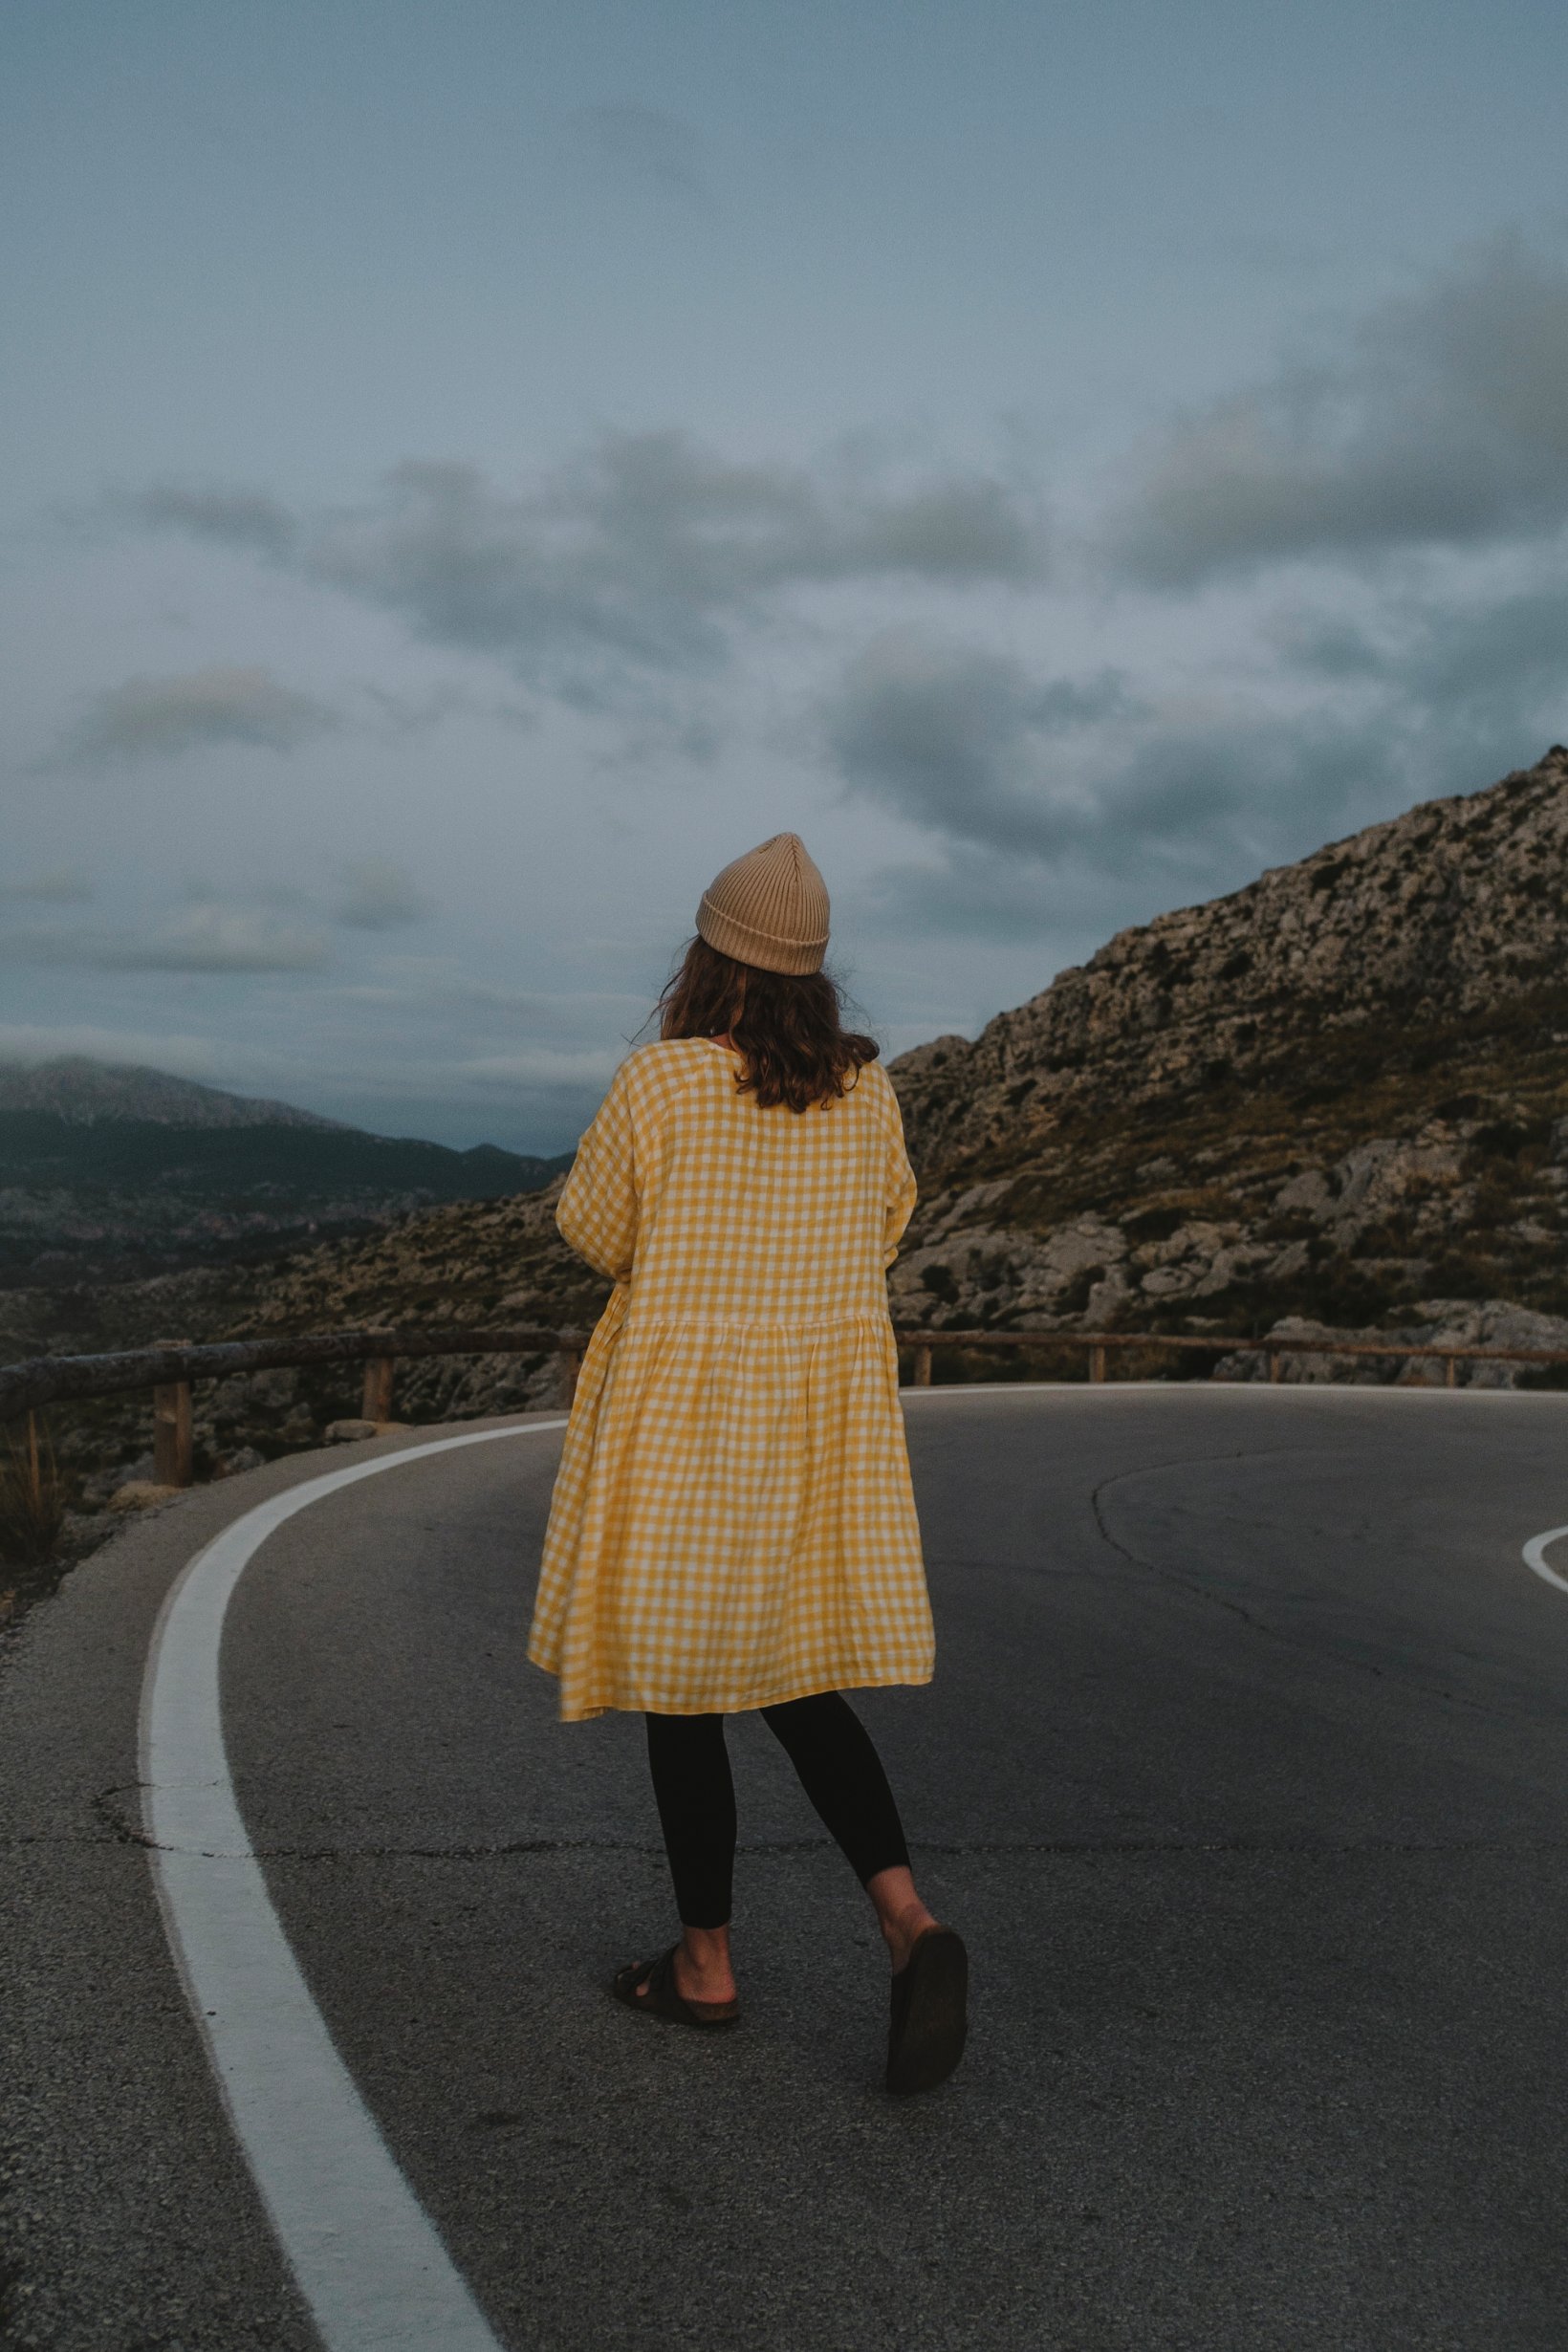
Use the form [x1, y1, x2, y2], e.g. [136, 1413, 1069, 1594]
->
[528, 832, 967, 2095]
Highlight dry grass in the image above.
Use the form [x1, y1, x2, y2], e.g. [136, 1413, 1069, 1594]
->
[0, 1414, 67, 1568]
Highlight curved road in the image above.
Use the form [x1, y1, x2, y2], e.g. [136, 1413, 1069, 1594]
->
[6, 1383, 1568, 2349]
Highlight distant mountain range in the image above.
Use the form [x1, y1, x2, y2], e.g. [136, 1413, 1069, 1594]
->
[0, 1057, 573, 1281]
[0, 1058, 346, 1129]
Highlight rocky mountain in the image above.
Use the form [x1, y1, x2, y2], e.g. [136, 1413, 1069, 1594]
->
[0, 1058, 573, 1283]
[0, 1058, 344, 1128]
[882, 746, 1568, 1357]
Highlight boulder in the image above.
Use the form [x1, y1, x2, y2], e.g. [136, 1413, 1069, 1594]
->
[108, 1480, 183, 1512]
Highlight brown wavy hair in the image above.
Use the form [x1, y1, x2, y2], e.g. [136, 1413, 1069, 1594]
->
[655, 935, 880, 1111]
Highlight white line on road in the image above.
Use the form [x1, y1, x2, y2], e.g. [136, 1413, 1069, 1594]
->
[140, 1422, 564, 2352]
[1522, 1524, 1568, 1596]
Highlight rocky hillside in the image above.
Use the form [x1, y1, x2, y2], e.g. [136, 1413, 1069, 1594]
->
[232, 1181, 588, 1332]
[1, 1178, 599, 1529]
[883, 746, 1568, 1354]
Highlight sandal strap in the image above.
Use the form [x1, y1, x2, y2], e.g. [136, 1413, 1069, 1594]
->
[647, 1946, 683, 2009]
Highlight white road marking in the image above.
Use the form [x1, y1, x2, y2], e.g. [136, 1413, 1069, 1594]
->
[1522, 1525, 1568, 1596]
[140, 1422, 564, 2352]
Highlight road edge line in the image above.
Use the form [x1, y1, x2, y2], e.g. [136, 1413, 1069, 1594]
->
[139, 1421, 564, 2352]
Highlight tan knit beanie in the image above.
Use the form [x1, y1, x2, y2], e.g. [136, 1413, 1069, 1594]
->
[696, 832, 830, 974]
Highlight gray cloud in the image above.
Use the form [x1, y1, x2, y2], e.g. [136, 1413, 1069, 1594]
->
[1111, 234, 1568, 584]
[833, 571, 1568, 940]
[1279, 577, 1568, 786]
[457, 1046, 623, 1088]
[54, 664, 338, 767]
[569, 103, 714, 211]
[332, 859, 429, 930]
[132, 483, 297, 555]
[0, 1023, 224, 1078]
[0, 869, 93, 904]
[130, 436, 1044, 696]
[1, 904, 332, 974]
[852, 708, 1406, 942]
[1406, 584, 1568, 743]
[357, 682, 477, 736]
[98, 904, 332, 972]
[847, 478, 1039, 580]
[827, 628, 1136, 858]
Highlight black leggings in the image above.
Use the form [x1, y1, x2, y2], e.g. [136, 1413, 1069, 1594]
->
[644, 1692, 911, 1930]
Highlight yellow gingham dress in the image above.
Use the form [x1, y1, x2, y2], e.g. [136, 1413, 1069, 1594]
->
[528, 1037, 933, 1721]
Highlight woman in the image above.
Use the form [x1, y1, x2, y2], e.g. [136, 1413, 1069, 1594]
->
[528, 831, 966, 2096]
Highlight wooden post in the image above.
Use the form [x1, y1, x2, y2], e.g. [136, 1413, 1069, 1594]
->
[559, 1346, 581, 1405]
[152, 1344, 194, 1489]
[913, 1343, 933, 1387]
[1446, 1354, 1459, 1389]
[1268, 1349, 1282, 1383]
[1089, 1342, 1107, 1383]
[361, 1355, 396, 1423]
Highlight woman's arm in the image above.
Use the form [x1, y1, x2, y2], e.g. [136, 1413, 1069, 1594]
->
[556, 1059, 640, 1281]
[882, 1086, 918, 1272]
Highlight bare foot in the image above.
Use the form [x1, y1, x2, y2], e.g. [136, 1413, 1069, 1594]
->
[881, 1901, 940, 1974]
[672, 1945, 738, 2004]
[866, 1865, 941, 1972]
[630, 1927, 737, 2007]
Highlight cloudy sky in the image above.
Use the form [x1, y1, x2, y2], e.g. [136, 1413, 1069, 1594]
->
[4, 0, 1567, 1150]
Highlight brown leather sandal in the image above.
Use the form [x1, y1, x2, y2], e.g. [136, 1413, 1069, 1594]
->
[885, 1925, 968, 2095]
[611, 1945, 741, 2030]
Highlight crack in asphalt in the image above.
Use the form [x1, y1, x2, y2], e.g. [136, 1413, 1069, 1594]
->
[1087, 1448, 1515, 1720]
[7, 1791, 1561, 1863]
[1090, 1445, 1336, 1637]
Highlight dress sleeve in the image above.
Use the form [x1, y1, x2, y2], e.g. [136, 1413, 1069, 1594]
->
[556, 1060, 640, 1281]
[882, 1083, 918, 1272]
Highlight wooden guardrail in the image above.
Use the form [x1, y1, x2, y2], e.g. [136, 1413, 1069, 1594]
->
[0, 1327, 587, 1489]
[894, 1327, 1568, 1389]
[2, 1322, 1564, 1492]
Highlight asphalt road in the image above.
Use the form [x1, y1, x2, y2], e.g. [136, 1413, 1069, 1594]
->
[6, 1383, 1568, 2351]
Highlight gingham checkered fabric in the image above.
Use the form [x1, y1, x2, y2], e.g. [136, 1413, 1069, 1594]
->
[528, 1038, 934, 1721]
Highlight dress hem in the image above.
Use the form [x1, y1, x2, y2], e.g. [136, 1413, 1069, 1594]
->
[527, 1650, 934, 1725]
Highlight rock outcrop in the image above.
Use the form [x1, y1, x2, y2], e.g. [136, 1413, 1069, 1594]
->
[883, 747, 1568, 1360]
